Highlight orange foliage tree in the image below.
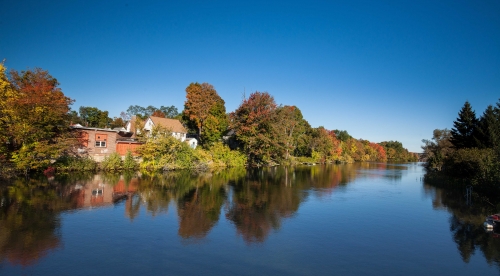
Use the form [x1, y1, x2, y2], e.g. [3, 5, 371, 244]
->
[3, 67, 74, 174]
[183, 82, 227, 145]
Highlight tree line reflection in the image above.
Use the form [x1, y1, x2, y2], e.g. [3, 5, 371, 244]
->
[423, 182, 500, 270]
[2, 162, 478, 268]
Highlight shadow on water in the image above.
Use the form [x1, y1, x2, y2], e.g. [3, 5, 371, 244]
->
[423, 178, 500, 270]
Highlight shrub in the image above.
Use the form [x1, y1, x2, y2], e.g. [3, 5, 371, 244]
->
[444, 148, 499, 185]
[206, 142, 246, 168]
[53, 155, 98, 172]
[123, 150, 138, 170]
[101, 152, 123, 171]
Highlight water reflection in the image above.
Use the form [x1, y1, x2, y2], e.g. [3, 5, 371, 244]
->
[423, 182, 500, 268]
[0, 178, 63, 267]
[4, 163, 498, 270]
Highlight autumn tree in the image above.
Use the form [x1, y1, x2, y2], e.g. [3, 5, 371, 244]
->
[151, 110, 166, 118]
[230, 91, 281, 164]
[0, 62, 15, 168]
[184, 82, 227, 145]
[379, 140, 417, 162]
[309, 127, 335, 162]
[5, 67, 74, 174]
[451, 101, 478, 149]
[368, 142, 387, 161]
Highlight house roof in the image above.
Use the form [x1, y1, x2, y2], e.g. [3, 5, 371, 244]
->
[149, 116, 187, 133]
[70, 125, 134, 137]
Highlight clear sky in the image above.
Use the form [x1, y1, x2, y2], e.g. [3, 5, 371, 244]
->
[1, 0, 499, 152]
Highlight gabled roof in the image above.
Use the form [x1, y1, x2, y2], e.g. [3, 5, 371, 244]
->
[149, 116, 187, 133]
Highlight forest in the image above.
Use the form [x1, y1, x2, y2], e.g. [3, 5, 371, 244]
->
[0, 63, 417, 177]
[422, 100, 500, 189]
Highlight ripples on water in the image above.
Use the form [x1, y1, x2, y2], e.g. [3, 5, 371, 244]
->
[1, 163, 499, 275]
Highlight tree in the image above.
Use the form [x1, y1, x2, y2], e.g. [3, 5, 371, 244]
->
[125, 104, 179, 120]
[230, 91, 280, 164]
[334, 130, 351, 142]
[184, 82, 225, 145]
[110, 117, 125, 128]
[379, 140, 416, 161]
[159, 105, 179, 118]
[151, 110, 166, 118]
[475, 105, 500, 150]
[293, 119, 312, 157]
[6, 67, 74, 174]
[274, 106, 308, 160]
[0, 62, 15, 160]
[451, 101, 478, 149]
[202, 97, 228, 145]
[126, 105, 147, 119]
[79, 106, 111, 128]
[309, 127, 335, 162]
[422, 129, 454, 170]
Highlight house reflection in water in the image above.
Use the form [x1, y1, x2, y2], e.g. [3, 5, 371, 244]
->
[68, 175, 139, 209]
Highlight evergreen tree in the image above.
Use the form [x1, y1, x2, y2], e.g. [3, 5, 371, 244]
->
[450, 101, 478, 149]
[474, 105, 499, 149]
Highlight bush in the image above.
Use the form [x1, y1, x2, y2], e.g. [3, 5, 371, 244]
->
[101, 152, 123, 171]
[123, 150, 138, 170]
[206, 142, 246, 168]
[444, 148, 499, 185]
[139, 135, 201, 171]
[53, 155, 98, 172]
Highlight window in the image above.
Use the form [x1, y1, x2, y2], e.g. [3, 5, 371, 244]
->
[95, 134, 107, 148]
[95, 141, 106, 147]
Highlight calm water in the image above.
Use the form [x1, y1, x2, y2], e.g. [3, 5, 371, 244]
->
[1, 163, 499, 275]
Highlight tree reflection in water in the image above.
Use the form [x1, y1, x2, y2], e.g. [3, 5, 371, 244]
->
[0, 178, 64, 266]
[4, 163, 499, 269]
[423, 182, 500, 269]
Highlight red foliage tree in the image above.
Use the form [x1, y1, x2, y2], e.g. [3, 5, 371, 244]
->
[230, 92, 280, 164]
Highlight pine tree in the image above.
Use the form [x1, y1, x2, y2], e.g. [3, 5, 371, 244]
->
[451, 101, 478, 149]
[474, 105, 499, 149]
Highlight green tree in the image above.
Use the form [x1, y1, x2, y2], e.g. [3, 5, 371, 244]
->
[475, 104, 500, 150]
[274, 106, 308, 160]
[451, 101, 478, 149]
[159, 105, 179, 118]
[183, 82, 225, 145]
[201, 96, 228, 146]
[309, 127, 334, 162]
[334, 130, 351, 142]
[79, 106, 111, 128]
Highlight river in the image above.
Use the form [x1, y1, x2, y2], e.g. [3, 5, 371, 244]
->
[1, 163, 499, 275]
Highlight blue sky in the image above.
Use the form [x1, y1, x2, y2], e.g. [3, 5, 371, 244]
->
[1, 0, 499, 152]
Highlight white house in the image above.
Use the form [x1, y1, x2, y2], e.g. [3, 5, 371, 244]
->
[125, 116, 197, 148]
